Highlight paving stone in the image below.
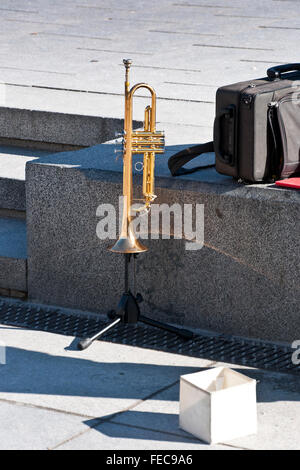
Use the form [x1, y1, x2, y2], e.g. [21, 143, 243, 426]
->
[54, 420, 235, 450]
[0, 325, 213, 418]
[0, 0, 299, 134]
[0, 400, 88, 451]
[0, 326, 299, 450]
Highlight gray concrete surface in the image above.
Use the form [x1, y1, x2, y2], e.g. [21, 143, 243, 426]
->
[0, 217, 27, 292]
[25, 143, 300, 342]
[1, 0, 300, 144]
[0, 107, 128, 147]
[0, 145, 51, 181]
[0, 324, 299, 450]
[0, 178, 25, 212]
[0, 144, 52, 211]
[0, 217, 27, 259]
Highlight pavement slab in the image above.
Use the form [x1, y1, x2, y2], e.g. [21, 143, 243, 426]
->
[0, 400, 89, 451]
[0, 325, 214, 418]
[1, 0, 299, 142]
[0, 325, 300, 449]
[53, 420, 235, 451]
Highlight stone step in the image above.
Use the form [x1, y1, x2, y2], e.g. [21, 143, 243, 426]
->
[0, 215, 27, 294]
[0, 144, 54, 211]
[25, 141, 300, 344]
[0, 95, 143, 211]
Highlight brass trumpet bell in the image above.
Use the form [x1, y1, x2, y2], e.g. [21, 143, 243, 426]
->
[109, 227, 148, 254]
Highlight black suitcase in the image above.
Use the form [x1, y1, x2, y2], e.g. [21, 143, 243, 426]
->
[168, 64, 300, 183]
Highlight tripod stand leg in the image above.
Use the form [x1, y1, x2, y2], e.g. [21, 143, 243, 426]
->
[77, 317, 121, 350]
[139, 315, 194, 340]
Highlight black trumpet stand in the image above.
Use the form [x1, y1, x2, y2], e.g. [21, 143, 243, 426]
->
[77, 254, 194, 351]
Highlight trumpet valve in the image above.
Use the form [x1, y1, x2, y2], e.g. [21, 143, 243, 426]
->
[131, 130, 165, 154]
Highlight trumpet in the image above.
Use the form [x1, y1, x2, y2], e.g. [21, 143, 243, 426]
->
[109, 59, 165, 254]
[76, 63, 195, 352]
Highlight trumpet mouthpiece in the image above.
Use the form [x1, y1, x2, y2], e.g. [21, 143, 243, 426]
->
[123, 58, 132, 68]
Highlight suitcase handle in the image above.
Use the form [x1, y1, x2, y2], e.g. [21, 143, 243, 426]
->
[214, 105, 235, 166]
[267, 63, 300, 80]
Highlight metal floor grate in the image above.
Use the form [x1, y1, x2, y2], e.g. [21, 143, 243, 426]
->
[0, 298, 299, 375]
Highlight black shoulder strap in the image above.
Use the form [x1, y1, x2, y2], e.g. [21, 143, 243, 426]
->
[168, 141, 215, 176]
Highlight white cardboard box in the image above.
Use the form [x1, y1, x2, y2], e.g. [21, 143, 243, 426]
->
[179, 366, 257, 444]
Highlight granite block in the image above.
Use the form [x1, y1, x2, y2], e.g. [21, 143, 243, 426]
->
[0, 107, 128, 147]
[0, 217, 27, 291]
[26, 144, 300, 342]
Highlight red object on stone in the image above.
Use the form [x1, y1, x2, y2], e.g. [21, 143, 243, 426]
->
[275, 177, 300, 189]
